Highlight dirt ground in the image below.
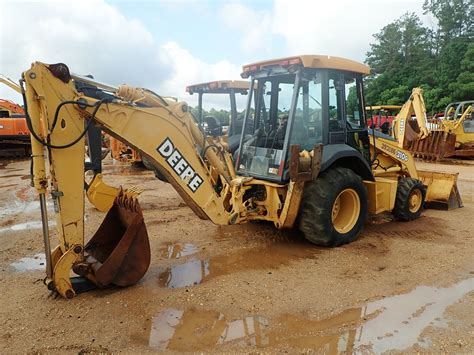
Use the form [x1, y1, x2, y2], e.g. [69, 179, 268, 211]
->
[0, 158, 473, 354]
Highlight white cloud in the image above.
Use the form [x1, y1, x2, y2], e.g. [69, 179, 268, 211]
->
[153, 41, 245, 109]
[0, 0, 244, 111]
[0, 0, 172, 102]
[220, 3, 274, 55]
[272, 0, 426, 61]
[220, 0, 427, 63]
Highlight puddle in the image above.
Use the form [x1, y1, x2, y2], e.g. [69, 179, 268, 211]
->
[158, 241, 318, 289]
[10, 253, 46, 272]
[148, 278, 474, 352]
[159, 242, 199, 259]
[0, 185, 53, 219]
[0, 199, 53, 220]
[149, 308, 270, 351]
[0, 220, 56, 234]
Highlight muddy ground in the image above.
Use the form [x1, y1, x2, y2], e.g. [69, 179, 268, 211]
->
[0, 158, 473, 354]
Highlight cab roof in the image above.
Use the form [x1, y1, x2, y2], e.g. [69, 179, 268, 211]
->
[186, 80, 251, 94]
[365, 105, 402, 111]
[242, 55, 371, 77]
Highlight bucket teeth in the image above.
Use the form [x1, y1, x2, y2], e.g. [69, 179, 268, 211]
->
[407, 131, 457, 161]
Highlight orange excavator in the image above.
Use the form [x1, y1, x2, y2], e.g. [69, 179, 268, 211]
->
[0, 75, 31, 157]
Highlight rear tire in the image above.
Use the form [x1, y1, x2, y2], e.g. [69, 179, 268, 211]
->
[393, 178, 425, 221]
[298, 167, 368, 247]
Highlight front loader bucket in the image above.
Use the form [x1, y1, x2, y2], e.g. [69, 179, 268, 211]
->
[418, 170, 463, 210]
[83, 190, 151, 287]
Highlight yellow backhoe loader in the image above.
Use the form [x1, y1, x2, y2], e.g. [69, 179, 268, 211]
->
[20, 57, 462, 299]
[433, 101, 474, 157]
[186, 80, 253, 152]
[391, 88, 474, 160]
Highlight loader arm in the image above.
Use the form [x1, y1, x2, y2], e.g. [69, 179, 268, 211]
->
[391, 87, 429, 149]
[22, 62, 236, 297]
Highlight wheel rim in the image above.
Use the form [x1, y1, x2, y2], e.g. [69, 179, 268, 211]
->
[332, 188, 360, 234]
[408, 189, 422, 213]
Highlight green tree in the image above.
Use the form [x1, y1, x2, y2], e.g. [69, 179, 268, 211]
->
[449, 42, 474, 100]
[365, 13, 433, 107]
[365, 1, 473, 113]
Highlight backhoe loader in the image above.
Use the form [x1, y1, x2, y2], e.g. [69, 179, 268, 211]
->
[391, 88, 474, 160]
[21, 56, 462, 299]
[186, 79, 253, 153]
[433, 101, 474, 157]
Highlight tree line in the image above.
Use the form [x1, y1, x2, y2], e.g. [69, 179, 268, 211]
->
[365, 0, 473, 113]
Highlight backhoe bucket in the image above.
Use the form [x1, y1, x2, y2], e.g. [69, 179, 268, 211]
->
[86, 173, 120, 212]
[408, 131, 456, 161]
[83, 190, 151, 287]
[418, 170, 463, 210]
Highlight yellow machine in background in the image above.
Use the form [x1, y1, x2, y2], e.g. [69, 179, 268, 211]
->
[391, 88, 474, 160]
[21, 57, 461, 298]
[186, 80, 251, 143]
[433, 101, 474, 157]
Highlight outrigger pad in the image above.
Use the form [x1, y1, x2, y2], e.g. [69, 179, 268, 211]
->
[84, 189, 151, 287]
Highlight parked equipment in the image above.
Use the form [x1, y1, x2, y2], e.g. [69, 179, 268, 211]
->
[365, 105, 401, 135]
[186, 80, 252, 153]
[21, 57, 461, 298]
[391, 88, 474, 160]
[0, 75, 31, 157]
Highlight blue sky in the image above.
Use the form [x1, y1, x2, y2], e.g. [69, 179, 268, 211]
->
[1, 0, 429, 108]
[111, 0, 287, 65]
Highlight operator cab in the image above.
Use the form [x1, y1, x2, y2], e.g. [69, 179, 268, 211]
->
[236, 55, 371, 183]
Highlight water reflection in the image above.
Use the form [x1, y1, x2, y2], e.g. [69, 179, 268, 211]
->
[159, 242, 198, 259]
[158, 242, 318, 289]
[148, 278, 474, 352]
[158, 258, 210, 288]
[149, 308, 270, 351]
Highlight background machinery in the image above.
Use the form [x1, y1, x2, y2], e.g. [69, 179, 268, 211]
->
[21, 57, 461, 298]
[391, 88, 474, 160]
[186, 80, 253, 153]
[365, 105, 401, 135]
[0, 75, 31, 157]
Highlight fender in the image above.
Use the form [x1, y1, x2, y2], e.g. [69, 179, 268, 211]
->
[320, 144, 374, 181]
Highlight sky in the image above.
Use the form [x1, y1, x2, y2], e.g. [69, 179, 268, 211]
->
[0, 0, 432, 109]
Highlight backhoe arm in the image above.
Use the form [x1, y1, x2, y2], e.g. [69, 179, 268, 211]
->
[0, 74, 22, 94]
[391, 88, 429, 149]
[22, 62, 235, 298]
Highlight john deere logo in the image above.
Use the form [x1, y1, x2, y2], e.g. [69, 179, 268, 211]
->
[157, 138, 203, 192]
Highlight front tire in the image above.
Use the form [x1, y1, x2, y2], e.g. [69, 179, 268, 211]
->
[298, 167, 368, 247]
[393, 178, 425, 221]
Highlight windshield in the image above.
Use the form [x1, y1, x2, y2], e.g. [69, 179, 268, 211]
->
[237, 71, 323, 181]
